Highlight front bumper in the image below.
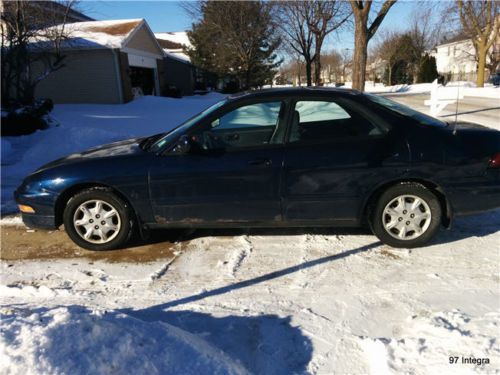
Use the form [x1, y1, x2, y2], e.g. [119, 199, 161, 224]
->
[14, 187, 59, 230]
[21, 213, 58, 229]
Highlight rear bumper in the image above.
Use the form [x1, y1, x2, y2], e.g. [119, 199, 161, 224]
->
[447, 171, 500, 216]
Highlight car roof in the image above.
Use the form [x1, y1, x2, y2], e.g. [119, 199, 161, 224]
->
[227, 86, 362, 101]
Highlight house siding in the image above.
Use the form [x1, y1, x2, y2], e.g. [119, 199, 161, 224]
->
[162, 56, 195, 95]
[126, 26, 163, 56]
[34, 49, 121, 104]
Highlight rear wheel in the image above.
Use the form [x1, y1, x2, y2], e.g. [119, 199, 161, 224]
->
[63, 188, 134, 250]
[371, 183, 442, 248]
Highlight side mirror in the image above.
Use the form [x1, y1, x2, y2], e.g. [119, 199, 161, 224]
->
[170, 135, 192, 155]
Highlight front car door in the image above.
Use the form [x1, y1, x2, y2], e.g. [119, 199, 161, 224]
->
[149, 98, 288, 225]
[282, 94, 410, 226]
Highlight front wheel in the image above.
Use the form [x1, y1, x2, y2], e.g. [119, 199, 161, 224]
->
[371, 183, 442, 248]
[63, 188, 134, 250]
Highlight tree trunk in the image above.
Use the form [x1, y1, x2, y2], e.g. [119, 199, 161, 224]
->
[352, 19, 368, 91]
[305, 59, 312, 86]
[476, 43, 486, 88]
[314, 42, 322, 86]
[314, 57, 321, 86]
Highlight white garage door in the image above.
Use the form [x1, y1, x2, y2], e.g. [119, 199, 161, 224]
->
[128, 53, 157, 68]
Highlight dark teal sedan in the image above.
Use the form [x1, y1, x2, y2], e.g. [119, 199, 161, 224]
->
[15, 88, 500, 250]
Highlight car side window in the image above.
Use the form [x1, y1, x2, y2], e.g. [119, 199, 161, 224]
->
[197, 101, 283, 150]
[289, 100, 383, 143]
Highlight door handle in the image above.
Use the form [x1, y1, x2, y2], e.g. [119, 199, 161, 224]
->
[248, 158, 272, 166]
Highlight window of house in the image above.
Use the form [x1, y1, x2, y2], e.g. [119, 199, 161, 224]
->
[289, 100, 383, 143]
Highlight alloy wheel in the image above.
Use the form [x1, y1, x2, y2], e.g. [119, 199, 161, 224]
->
[73, 199, 121, 244]
[382, 194, 432, 240]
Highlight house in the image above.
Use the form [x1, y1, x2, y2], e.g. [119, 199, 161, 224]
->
[155, 32, 196, 96]
[431, 34, 499, 82]
[156, 31, 217, 95]
[31, 19, 165, 104]
[0, 0, 93, 30]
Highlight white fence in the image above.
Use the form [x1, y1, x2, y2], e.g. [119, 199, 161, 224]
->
[424, 79, 464, 116]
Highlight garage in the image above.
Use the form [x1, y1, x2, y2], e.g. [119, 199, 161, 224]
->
[127, 53, 160, 96]
[33, 19, 165, 104]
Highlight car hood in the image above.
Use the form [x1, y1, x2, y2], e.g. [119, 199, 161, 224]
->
[36, 137, 145, 172]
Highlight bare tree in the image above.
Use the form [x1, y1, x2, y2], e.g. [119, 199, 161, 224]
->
[320, 50, 343, 83]
[307, 1, 351, 85]
[274, 1, 315, 86]
[1, 1, 77, 105]
[457, 0, 499, 87]
[275, 1, 351, 86]
[372, 30, 404, 85]
[349, 0, 397, 91]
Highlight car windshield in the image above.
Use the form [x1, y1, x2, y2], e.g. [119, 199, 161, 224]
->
[148, 98, 228, 152]
[365, 93, 448, 128]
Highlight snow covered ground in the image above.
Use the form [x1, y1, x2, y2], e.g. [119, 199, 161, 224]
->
[1, 87, 499, 374]
[2, 217, 499, 374]
[337, 81, 500, 99]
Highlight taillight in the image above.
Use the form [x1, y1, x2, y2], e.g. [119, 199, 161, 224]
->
[488, 152, 500, 168]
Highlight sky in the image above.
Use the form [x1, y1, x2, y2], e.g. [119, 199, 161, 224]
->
[82, 0, 445, 52]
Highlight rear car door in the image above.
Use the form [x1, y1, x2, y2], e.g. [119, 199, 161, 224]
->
[282, 95, 410, 225]
[149, 99, 288, 225]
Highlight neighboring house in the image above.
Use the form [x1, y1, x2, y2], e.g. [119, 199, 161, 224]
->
[431, 34, 499, 82]
[0, 0, 93, 31]
[31, 19, 165, 104]
[156, 31, 217, 95]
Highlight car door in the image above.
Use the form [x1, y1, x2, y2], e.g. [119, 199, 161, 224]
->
[148, 99, 288, 225]
[282, 96, 410, 225]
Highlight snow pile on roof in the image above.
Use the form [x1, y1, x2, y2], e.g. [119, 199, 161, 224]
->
[0, 306, 248, 375]
[155, 31, 192, 63]
[31, 19, 143, 50]
[155, 32, 192, 48]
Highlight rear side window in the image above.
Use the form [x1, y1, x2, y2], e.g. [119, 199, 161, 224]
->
[289, 100, 383, 143]
[295, 101, 351, 123]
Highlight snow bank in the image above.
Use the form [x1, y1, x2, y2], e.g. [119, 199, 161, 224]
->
[0, 306, 248, 375]
[327, 81, 500, 98]
[1, 94, 225, 213]
[0, 215, 23, 226]
[360, 309, 499, 374]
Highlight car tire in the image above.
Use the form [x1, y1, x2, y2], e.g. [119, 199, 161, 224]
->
[63, 188, 134, 250]
[371, 183, 442, 248]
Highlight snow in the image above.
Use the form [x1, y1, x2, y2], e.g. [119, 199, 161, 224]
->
[332, 81, 500, 98]
[156, 32, 192, 63]
[1, 215, 499, 373]
[30, 19, 144, 50]
[0, 306, 247, 375]
[155, 32, 192, 48]
[165, 50, 192, 63]
[1, 94, 225, 213]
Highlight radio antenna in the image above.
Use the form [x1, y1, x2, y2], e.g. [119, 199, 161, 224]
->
[452, 83, 460, 135]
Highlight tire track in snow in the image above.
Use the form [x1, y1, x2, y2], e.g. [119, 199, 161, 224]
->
[225, 236, 253, 278]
